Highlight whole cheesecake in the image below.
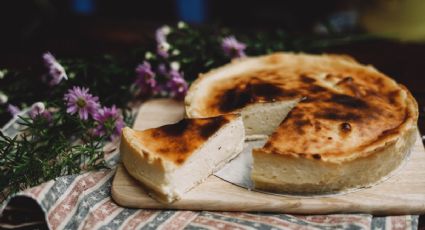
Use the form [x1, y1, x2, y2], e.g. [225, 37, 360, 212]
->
[185, 52, 418, 194]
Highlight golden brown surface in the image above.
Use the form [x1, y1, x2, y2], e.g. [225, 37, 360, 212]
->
[186, 53, 418, 162]
[133, 114, 236, 165]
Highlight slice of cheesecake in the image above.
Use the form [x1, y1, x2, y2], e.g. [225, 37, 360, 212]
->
[120, 114, 245, 203]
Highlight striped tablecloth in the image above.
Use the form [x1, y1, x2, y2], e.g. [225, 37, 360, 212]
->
[0, 148, 418, 230]
[0, 114, 419, 230]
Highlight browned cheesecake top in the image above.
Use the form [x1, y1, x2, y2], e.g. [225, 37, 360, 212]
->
[185, 53, 418, 162]
[133, 114, 237, 165]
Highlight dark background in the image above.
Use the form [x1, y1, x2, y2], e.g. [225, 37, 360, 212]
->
[0, 0, 356, 66]
[1, 0, 423, 134]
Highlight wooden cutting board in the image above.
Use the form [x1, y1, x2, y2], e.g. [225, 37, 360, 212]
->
[111, 99, 425, 214]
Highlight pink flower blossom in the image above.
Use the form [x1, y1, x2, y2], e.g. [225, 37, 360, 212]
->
[43, 52, 68, 86]
[157, 42, 170, 58]
[29, 102, 52, 121]
[63, 86, 100, 120]
[93, 105, 125, 139]
[7, 104, 20, 116]
[221, 36, 247, 58]
[166, 70, 188, 100]
[155, 26, 171, 58]
[135, 61, 158, 95]
[157, 63, 168, 76]
[155, 26, 170, 44]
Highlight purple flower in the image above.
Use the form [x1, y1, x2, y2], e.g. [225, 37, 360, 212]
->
[157, 42, 170, 58]
[221, 36, 247, 58]
[43, 52, 68, 86]
[166, 70, 188, 100]
[64, 86, 100, 120]
[135, 61, 158, 95]
[29, 102, 52, 121]
[157, 63, 168, 76]
[30, 102, 45, 115]
[7, 104, 20, 117]
[93, 105, 125, 139]
[155, 26, 171, 58]
[155, 26, 170, 44]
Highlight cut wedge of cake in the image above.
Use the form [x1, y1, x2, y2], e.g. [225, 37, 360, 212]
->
[120, 114, 245, 203]
[237, 100, 300, 140]
[185, 52, 418, 194]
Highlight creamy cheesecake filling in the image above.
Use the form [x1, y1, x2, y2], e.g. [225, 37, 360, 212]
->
[121, 116, 245, 203]
[160, 118, 244, 201]
[252, 125, 417, 194]
[241, 99, 300, 139]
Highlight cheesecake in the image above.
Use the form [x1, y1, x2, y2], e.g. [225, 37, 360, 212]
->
[185, 52, 418, 194]
[120, 114, 245, 202]
[237, 100, 300, 140]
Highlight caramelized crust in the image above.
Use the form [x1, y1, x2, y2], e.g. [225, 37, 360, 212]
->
[134, 114, 236, 165]
[185, 53, 418, 163]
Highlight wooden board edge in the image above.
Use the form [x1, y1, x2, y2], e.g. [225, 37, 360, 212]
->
[111, 163, 425, 215]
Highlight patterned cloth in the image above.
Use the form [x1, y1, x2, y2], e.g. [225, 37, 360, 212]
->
[0, 114, 419, 230]
[0, 149, 418, 230]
